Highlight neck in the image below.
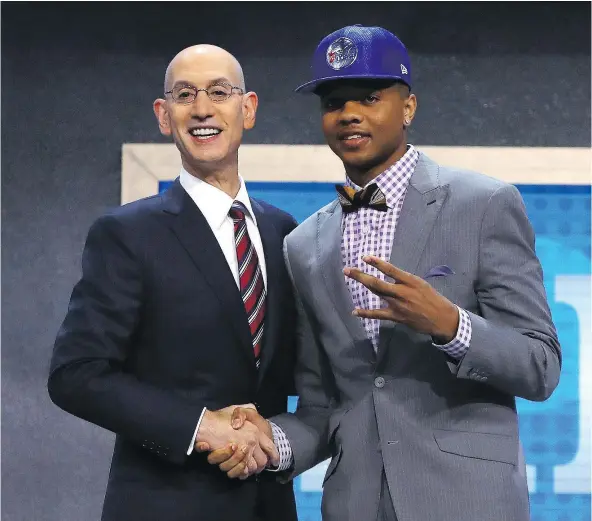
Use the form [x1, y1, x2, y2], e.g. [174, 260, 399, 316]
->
[183, 160, 241, 198]
[346, 141, 408, 188]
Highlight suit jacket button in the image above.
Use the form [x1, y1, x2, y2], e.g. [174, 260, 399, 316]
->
[374, 376, 385, 388]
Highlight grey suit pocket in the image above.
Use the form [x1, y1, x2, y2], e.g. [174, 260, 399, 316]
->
[322, 445, 343, 487]
[433, 429, 517, 465]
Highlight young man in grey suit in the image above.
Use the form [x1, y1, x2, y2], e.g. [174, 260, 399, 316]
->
[206, 25, 561, 521]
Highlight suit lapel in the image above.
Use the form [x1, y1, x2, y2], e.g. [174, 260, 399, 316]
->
[161, 180, 255, 366]
[376, 154, 449, 363]
[317, 201, 376, 364]
[251, 200, 283, 383]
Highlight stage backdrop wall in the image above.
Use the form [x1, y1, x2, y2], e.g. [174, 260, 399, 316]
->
[2, 3, 590, 521]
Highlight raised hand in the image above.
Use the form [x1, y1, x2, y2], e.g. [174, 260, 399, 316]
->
[343, 255, 459, 343]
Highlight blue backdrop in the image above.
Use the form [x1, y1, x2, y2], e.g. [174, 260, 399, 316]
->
[161, 181, 591, 521]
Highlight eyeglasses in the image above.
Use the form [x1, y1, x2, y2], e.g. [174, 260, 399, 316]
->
[165, 83, 244, 104]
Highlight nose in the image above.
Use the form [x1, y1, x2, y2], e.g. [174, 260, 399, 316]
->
[190, 90, 215, 120]
[338, 100, 363, 125]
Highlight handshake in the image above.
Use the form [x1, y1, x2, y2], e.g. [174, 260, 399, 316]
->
[194, 404, 278, 479]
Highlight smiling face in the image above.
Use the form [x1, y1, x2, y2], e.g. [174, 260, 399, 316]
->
[318, 79, 417, 185]
[153, 45, 258, 177]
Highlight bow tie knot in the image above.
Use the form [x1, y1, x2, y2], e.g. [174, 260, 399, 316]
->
[336, 183, 388, 213]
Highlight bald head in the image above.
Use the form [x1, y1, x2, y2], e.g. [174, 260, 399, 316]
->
[164, 44, 245, 93]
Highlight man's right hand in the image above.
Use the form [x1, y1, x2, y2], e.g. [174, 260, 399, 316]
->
[195, 406, 276, 478]
[231, 407, 274, 443]
[201, 407, 279, 479]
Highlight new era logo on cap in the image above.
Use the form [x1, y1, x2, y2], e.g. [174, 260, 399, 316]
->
[295, 24, 412, 93]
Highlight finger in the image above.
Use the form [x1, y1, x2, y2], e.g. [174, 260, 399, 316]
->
[195, 442, 210, 452]
[252, 446, 269, 473]
[361, 256, 415, 284]
[352, 307, 404, 321]
[218, 445, 250, 472]
[226, 458, 249, 479]
[207, 443, 237, 465]
[258, 432, 279, 467]
[343, 268, 401, 298]
[245, 455, 258, 477]
[239, 466, 251, 480]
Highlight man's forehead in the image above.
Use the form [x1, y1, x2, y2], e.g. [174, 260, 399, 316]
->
[166, 48, 243, 89]
[170, 58, 239, 84]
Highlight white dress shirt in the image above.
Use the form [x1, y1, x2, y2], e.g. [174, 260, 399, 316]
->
[178, 168, 267, 455]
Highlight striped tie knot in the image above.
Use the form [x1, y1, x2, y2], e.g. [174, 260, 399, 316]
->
[229, 201, 247, 221]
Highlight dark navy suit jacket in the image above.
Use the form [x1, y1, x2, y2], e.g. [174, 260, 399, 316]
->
[49, 179, 298, 521]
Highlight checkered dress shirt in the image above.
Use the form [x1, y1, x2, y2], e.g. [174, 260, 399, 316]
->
[270, 145, 472, 471]
[341, 145, 471, 355]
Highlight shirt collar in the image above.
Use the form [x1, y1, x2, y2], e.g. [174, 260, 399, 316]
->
[179, 168, 256, 231]
[346, 144, 419, 208]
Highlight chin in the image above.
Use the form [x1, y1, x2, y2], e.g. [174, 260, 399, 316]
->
[187, 145, 229, 165]
[340, 151, 376, 169]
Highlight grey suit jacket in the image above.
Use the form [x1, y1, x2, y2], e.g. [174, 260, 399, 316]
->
[272, 152, 561, 521]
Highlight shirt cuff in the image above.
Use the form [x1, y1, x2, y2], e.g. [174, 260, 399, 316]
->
[266, 422, 294, 472]
[432, 307, 472, 360]
[187, 407, 207, 456]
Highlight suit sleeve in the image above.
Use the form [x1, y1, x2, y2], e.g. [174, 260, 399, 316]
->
[450, 184, 561, 401]
[48, 215, 204, 465]
[270, 236, 337, 478]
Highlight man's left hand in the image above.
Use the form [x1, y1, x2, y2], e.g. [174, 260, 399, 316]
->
[344, 255, 459, 343]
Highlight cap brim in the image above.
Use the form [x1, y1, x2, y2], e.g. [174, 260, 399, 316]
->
[295, 74, 411, 94]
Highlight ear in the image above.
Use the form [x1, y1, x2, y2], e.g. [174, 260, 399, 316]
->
[153, 98, 172, 136]
[403, 93, 417, 127]
[242, 91, 258, 130]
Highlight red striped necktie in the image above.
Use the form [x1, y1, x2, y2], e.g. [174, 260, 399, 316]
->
[229, 202, 266, 368]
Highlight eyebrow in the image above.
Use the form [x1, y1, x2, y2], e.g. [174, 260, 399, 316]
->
[172, 77, 234, 89]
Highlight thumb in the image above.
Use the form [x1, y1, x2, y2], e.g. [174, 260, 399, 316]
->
[231, 407, 251, 430]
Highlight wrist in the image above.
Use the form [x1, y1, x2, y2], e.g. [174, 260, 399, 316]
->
[433, 303, 459, 344]
[196, 409, 215, 443]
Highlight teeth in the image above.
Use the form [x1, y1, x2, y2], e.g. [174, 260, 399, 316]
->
[190, 128, 221, 136]
[345, 134, 363, 140]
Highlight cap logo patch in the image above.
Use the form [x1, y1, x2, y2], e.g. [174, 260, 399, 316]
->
[400, 64, 408, 74]
[326, 37, 358, 70]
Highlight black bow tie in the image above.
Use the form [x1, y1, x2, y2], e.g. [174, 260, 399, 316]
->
[335, 183, 388, 213]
